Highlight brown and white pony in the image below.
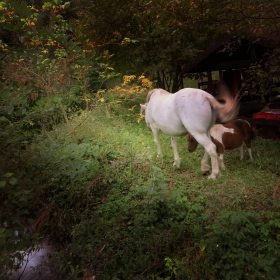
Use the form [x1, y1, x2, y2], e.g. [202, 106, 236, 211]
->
[188, 119, 254, 170]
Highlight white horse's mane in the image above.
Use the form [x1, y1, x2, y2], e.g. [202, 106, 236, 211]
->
[146, 88, 169, 102]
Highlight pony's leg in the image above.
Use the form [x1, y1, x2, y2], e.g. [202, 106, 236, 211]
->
[171, 136, 180, 167]
[247, 148, 253, 160]
[193, 134, 219, 179]
[219, 154, 226, 169]
[151, 128, 163, 157]
[239, 145, 244, 160]
[244, 139, 253, 160]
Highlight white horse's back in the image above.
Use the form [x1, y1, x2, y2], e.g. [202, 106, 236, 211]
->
[145, 88, 216, 136]
[174, 88, 217, 134]
[146, 89, 187, 136]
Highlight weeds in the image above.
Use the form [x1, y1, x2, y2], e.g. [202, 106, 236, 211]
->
[1, 94, 280, 279]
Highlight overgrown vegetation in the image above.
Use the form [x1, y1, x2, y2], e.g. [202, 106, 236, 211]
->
[1, 0, 280, 279]
[1, 93, 280, 279]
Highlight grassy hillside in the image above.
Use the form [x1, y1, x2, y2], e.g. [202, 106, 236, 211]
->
[1, 90, 280, 280]
[35, 100, 280, 278]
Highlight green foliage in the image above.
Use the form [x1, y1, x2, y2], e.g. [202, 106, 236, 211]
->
[0, 2, 121, 148]
[77, 0, 280, 91]
[0, 1, 79, 63]
[1, 1, 280, 278]
[246, 47, 280, 99]
[205, 209, 280, 279]
[0, 172, 40, 279]
[57, 166, 205, 279]
[1, 95, 280, 279]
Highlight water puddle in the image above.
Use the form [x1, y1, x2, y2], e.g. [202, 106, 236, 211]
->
[8, 241, 60, 280]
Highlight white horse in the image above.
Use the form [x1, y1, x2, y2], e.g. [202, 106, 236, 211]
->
[140, 86, 239, 179]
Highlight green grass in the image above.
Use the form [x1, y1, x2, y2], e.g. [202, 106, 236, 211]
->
[7, 101, 280, 280]
[38, 105, 279, 222]
[83, 106, 278, 275]
[47, 104, 279, 210]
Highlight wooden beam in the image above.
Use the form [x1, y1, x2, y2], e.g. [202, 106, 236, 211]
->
[212, 60, 256, 69]
[250, 44, 257, 60]
[192, 59, 259, 73]
[219, 70, 223, 80]
[207, 71, 213, 94]
[241, 117, 280, 127]
[199, 73, 204, 89]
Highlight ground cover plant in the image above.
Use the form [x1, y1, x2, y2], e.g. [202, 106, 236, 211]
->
[1, 2, 280, 279]
[2, 88, 279, 279]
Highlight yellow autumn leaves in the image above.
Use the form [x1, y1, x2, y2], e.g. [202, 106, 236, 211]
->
[109, 74, 153, 98]
[96, 73, 153, 103]
[95, 74, 154, 123]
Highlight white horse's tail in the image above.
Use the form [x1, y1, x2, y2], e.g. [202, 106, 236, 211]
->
[207, 83, 240, 123]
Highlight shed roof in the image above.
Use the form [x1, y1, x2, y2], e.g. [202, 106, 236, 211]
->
[182, 31, 280, 74]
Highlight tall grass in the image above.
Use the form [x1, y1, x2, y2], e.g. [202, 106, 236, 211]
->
[26, 97, 280, 279]
[2, 84, 280, 279]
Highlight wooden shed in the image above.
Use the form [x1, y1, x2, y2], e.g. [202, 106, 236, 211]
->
[182, 32, 279, 94]
[181, 31, 280, 138]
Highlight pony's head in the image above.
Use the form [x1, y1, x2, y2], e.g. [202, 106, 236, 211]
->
[187, 134, 199, 152]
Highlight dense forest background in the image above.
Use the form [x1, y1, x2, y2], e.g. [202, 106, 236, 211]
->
[1, 1, 280, 279]
[2, 0, 280, 93]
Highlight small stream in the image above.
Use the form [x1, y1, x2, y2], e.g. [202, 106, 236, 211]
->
[8, 241, 57, 280]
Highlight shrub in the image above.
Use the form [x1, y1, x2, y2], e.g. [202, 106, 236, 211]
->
[205, 209, 280, 279]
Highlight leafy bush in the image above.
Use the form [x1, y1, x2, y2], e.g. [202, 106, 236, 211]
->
[1, 98, 280, 280]
[52, 166, 207, 279]
[1, 5, 279, 274]
[0, 172, 40, 279]
[205, 209, 280, 279]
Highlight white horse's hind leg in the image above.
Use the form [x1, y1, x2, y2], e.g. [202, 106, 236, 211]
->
[171, 136, 180, 167]
[193, 134, 219, 179]
[201, 150, 210, 173]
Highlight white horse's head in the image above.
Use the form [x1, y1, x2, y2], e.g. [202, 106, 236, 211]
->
[140, 103, 148, 115]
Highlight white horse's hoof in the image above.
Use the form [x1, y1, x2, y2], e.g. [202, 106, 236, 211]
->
[173, 159, 180, 168]
[173, 162, 180, 168]
[201, 164, 210, 173]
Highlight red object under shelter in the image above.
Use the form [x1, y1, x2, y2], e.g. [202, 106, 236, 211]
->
[253, 109, 280, 131]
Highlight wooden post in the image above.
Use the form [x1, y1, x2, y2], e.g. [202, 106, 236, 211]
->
[199, 73, 203, 89]
[207, 71, 213, 94]
[219, 70, 223, 80]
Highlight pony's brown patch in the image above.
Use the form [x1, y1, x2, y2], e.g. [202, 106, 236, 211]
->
[188, 119, 254, 169]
